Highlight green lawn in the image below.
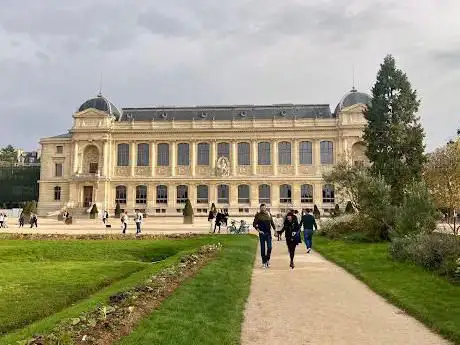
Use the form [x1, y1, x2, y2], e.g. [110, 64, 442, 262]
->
[0, 237, 223, 342]
[315, 237, 460, 345]
[117, 235, 257, 345]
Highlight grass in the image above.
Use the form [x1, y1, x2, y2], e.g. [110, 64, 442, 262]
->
[117, 235, 257, 345]
[315, 237, 460, 345]
[0, 237, 224, 344]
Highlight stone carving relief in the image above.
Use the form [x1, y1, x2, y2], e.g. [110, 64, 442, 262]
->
[197, 166, 211, 176]
[237, 166, 250, 175]
[298, 165, 315, 175]
[156, 167, 169, 175]
[115, 166, 130, 176]
[279, 165, 294, 175]
[136, 167, 150, 176]
[257, 166, 272, 175]
[216, 157, 230, 177]
[177, 166, 191, 175]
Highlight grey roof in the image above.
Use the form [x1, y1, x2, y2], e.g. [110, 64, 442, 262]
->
[120, 104, 333, 122]
[334, 88, 371, 114]
[78, 94, 122, 120]
[48, 132, 72, 139]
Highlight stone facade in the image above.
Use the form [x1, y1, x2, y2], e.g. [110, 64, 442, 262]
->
[37, 91, 369, 216]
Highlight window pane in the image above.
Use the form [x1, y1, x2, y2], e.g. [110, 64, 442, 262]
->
[56, 146, 63, 154]
[197, 143, 210, 165]
[55, 163, 63, 177]
[156, 185, 168, 204]
[238, 185, 250, 204]
[176, 185, 188, 203]
[320, 141, 334, 164]
[238, 142, 250, 165]
[177, 143, 190, 166]
[301, 184, 313, 203]
[157, 143, 170, 166]
[217, 142, 230, 159]
[89, 163, 98, 174]
[136, 185, 147, 204]
[258, 184, 271, 204]
[299, 141, 312, 165]
[117, 143, 129, 166]
[280, 184, 292, 203]
[54, 186, 61, 201]
[258, 142, 271, 165]
[197, 185, 209, 204]
[278, 141, 291, 165]
[322, 184, 335, 203]
[115, 186, 127, 204]
[137, 143, 149, 166]
[217, 185, 229, 204]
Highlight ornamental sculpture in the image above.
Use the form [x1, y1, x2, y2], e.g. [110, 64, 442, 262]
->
[216, 156, 230, 177]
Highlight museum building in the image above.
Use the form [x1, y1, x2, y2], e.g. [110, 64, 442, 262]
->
[37, 88, 370, 216]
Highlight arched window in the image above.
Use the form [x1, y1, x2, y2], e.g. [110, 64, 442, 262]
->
[259, 184, 271, 204]
[197, 143, 210, 165]
[115, 185, 127, 204]
[156, 185, 168, 204]
[278, 141, 292, 165]
[258, 142, 271, 165]
[197, 185, 209, 204]
[136, 185, 147, 204]
[280, 184, 292, 204]
[320, 141, 334, 164]
[217, 142, 230, 159]
[117, 143, 129, 166]
[176, 185, 188, 204]
[301, 184, 313, 203]
[238, 142, 250, 165]
[54, 186, 61, 201]
[217, 185, 229, 204]
[177, 143, 190, 166]
[299, 141, 312, 165]
[322, 184, 335, 203]
[238, 185, 250, 204]
[137, 143, 149, 166]
[157, 143, 169, 166]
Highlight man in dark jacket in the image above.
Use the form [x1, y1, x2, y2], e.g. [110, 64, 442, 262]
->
[253, 204, 276, 268]
[300, 208, 318, 253]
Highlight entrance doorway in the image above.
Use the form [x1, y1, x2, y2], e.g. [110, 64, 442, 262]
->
[83, 186, 93, 207]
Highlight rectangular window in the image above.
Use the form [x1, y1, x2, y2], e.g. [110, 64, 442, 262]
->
[197, 143, 210, 165]
[117, 143, 129, 166]
[217, 142, 230, 159]
[177, 143, 190, 166]
[238, 142, 250, 165]
[299, 141, 313, 165]
[320, 141, 334, 165]
[136, 186, 148, 204]
[56, 146, 63, 154]
[54, 187, 61, 201]
[137, 143, 150, 166]
[89, 163, 98, 174]
[258, 142, 271, 165]
[55, 163, 63, 177]
[157, 143, 170, 166]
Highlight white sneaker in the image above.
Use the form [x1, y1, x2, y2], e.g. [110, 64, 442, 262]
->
[262, 263, 267, 269]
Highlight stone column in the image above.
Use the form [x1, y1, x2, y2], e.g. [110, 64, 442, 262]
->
[211, 140, 217, 174]
[209, 183, 217, 205]
[231, 141, 237, 176]
[73, 141, 79, 174]
[271, 183, 280, 208]
[191, 141, 196, 177]
[150, 142, 156, 177]
[103, 141, 109, 177]
[189, 183, 196, 209]
[171, 141, 176, 177]
[250, 183, 258, 208]
[251, 140, 257, 175]
[314, 182, 323, 209]
[272, 141, 278, 175]
[130, 142, 136, 177]
[292, 182, 301, 208]
[314, 140, 321, 175]
[229, 183, 238, 211]
[168, 183, 176, 210]
[128, 184, 135, 211]
[293, 139, 299, 176]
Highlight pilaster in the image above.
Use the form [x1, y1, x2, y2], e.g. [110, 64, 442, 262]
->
[229, 184, 238, 208]
[168, 183, 176, 209]
[251, 140, 257, 175]
[103, 141, 109, 176]
[171, 141, 176, 177]
[250, 184, 258, 208]
[130, 142, 136, 177]
[314, 140, 321, 175]
[293, 139, 299, 176]
[211, 140, 217, 174]
[231, 141, 237, 176]
[272, 141, 278, 175]
[271, 183, 280, 208]
[191, 141, 196, 177]
[73, 141, 79, 174]
[150, 142, 156, 177]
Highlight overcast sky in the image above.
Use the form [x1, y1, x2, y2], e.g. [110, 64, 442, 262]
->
[0, 0, 458, 151]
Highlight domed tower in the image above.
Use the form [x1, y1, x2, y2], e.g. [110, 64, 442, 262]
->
[334, 87, 371, 115]
[77, 93, 122, 120]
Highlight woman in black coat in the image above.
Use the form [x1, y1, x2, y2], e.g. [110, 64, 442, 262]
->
[282, 211, 301, 269]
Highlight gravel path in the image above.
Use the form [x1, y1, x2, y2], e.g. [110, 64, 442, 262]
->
[241, 239, 451, 345]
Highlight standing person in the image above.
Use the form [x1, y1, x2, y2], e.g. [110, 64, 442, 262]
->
[102, 210, 109, 224]
[253, 204, 276, 268]
[283, 211, 301, 269]
[120, 212, 128, 234]
[300, 208, 318, 253]
[134, 210, 143, 236]
[30, 213, 38, 228]
[275, 214, 284, 241]
[18, 213, 25, 227]
[214, 210, 223, 233]
[294, 209, 301, 224]
[2, 213, 7, 228]
[208, 209, 216, 233]
[0, 213, 4, 228]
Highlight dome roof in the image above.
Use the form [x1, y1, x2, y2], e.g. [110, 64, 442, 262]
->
[77, 94, 122, 120]
[335, 87, 371, 114]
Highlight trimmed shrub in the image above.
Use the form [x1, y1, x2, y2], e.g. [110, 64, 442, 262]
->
[390, 233, 460, 281]
[183, 199, 194, 224]
[114, 202, 121, 217]
[333, 204, 341, 217]
[313, 205, 321, 219]
[319, 214, 388, 242]
[89, 204, 98, 219]
[345, 201, 355, 214]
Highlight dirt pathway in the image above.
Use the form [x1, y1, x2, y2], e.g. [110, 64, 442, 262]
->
[241, 240, 451, 345]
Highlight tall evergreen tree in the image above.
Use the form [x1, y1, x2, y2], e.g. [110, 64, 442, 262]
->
[363, 55, 425, 204]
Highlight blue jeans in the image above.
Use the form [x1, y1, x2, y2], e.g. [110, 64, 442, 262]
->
[303, 229, 314, 250]
[259, 232, 272, 264]
[135, 222, 141, 234]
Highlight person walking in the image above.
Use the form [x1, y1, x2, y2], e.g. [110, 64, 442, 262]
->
[18, 213, 25, 227]
[2, 213, 7, 228]
[0, 213, 4, 228]
[30, 213, 38, 228]
[134, 210, 143, 236]
[214, 210, 223, 233]
[120, 212, 128, 234]
[300, 208, 318, 253]
[208, 209, 216, 233]
[283, 211, 302, 269]
[253, 203, 276, 268]
[102, 210, 109, 224]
